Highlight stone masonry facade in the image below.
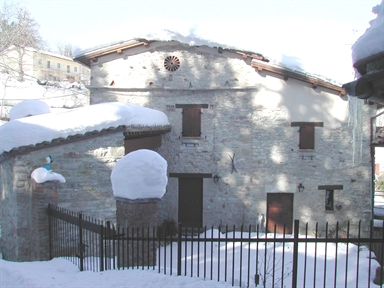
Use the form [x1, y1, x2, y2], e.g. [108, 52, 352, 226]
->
[87, 42, 376, 234]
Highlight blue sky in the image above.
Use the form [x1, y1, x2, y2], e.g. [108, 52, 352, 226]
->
[8, 0, 382, 83]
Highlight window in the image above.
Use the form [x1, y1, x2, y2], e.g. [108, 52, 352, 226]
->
[38, 59, 42, 65]
[67, 65, 70, 73]
[175, 104, 208, 137]
[318, 185, 343, 212]
[291, 122, 324, 149]
[57, 63, 61, 69]
[325, 190, 334, 211]
[74, 67, 77, 72]
[47, 61, 50, 68]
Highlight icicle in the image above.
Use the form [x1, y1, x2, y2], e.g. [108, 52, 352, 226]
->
[348, 95, 364, 165]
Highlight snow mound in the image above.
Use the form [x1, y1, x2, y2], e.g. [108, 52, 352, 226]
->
[10, 100, 51, 120]
[111, 149, 168, 200]
[31, 167, 66, 183]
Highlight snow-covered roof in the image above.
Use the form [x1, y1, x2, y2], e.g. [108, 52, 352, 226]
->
[352, 0, 384, 68]
[4, 46, 75, 62]
[73, 37, 268, 67]
[0, 102, 170, 156]
[342, 1, 384, 103]
[74, 36, 344, 94]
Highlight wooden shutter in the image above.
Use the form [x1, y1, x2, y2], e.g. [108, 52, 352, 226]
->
[299, 126, 314, 149]
[182, 108, 201, 137]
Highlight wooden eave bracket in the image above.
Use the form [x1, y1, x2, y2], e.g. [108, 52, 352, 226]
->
[311, 82, 318, 89]
[117, 49, 123, 55]
[143, 42, 149, 48]
[254, 66, 263, 73]
[91, 57, 98, 63]
[235, 51, 249, 60]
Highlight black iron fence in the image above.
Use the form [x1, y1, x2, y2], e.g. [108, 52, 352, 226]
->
[48, 204, 384, 287]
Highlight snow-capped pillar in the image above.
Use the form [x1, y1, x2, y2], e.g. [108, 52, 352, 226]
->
[115, 197, 159, 268]
[116, 197, 160, 227]
[111, 149, 168, 268]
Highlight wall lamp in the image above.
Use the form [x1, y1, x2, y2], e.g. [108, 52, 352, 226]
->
[213, 175, 221, 183]
[298, 183, 305, 192]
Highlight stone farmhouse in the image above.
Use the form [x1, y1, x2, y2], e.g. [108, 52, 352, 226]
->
[73, 39, 376, 232]
[0, 38, 378, 262]
[0, 46, 90, 84]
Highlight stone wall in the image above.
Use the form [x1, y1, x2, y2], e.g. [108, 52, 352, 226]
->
[0, 132, 126, 261]
[0, 157, 17, 260]
[0, 166, 60, 261]
[26, 133, 124, 220]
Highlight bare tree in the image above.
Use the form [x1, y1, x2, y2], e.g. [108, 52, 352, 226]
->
[0, 1, 44, 81]
[55, 42, 74, 58]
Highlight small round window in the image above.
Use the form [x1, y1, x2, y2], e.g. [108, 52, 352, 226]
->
[164, 56, 180, 72]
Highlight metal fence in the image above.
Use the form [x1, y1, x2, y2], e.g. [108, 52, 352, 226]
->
[48, 204, 384, 287]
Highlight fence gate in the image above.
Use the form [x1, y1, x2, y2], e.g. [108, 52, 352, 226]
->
[48, 204, 157, 272]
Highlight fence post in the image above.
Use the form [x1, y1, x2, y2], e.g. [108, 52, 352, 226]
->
[177, 224, 182, 276]
[292, 219, 299, 288]
[48, 204, 53, 260]
[100, 224, 104, 272]
[78, 213, 83, 272]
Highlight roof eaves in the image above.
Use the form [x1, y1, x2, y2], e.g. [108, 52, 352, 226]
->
[0, 124, 172, 161]
[73, 38, 271, 67]
[251, 59, 345, 97]
[73, 39, 152, 67]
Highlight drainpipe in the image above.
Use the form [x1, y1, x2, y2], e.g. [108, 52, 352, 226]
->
[370, 110, 384, 219]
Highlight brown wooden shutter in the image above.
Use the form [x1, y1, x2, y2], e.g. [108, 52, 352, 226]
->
[299, 126, 314, 149]
[182, 108, 201, 137]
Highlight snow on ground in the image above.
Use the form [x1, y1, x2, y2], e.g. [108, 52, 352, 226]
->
[111, 149, 168, 200]
[1, 230, 382, 287]
[157, 230, 382, 287]
[0, 102, 169, 155]
[0, 74, 89, 122]
[0, 258, 232, 288]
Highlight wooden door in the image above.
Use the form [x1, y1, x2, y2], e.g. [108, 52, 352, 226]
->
[178, 178, 203, 227]
[267, 193, 293, 234]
